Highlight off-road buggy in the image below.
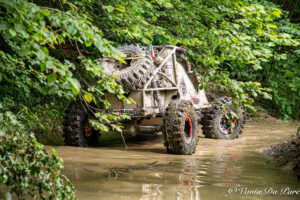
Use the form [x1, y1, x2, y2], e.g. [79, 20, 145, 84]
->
[63, 45, 245, 155]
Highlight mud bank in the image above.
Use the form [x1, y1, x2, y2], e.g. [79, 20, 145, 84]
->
[265, 128, 300, 179]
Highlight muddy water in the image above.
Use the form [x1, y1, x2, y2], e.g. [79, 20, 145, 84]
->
[55, 121, 300, 200]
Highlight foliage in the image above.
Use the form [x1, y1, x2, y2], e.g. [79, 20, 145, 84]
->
[0, 0, 130, 198]
[266, 20, 300, 119]
[0, 0, 299, 198]
[74, 0, 299, 118]
[247, 0, 300, 119]
[0, 0, 131, 131]
[0, 111, 76, 199]
[271, 0, 300, 23]
[25, 101, 68, 145]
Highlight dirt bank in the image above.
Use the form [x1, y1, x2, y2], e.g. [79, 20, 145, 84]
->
[265, 127, 300, 179]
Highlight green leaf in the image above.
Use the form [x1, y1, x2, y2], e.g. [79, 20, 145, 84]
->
[271, 9, 282, 18]
[47, 73, 57, 82]
[163, 2, 173, 8]
[67, 77, 81, 95]
[85, 40, 93, 47]
[279, 54, 287, 60]
[84, 93, 93, 103]
[256, 29, 262, 36]
[50, 148, 58, 157]
[253, 64, 262, 70]
[41, 62, 46, 72]
[36, 51, 46, 60]
[111, 124, 122, 132]
[8, 29, 16, 37]
[270, 24, 277, 29]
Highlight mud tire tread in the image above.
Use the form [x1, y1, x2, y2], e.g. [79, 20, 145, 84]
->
[163, 100, 198, 155]
[200, 96, 246, 139]
[63, 101, 100, 147]
[102, 45, 153, 91]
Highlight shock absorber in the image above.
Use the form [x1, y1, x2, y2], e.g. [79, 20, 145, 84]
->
[151, 79, 165, 114]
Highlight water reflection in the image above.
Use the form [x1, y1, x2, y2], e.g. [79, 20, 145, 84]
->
[54, 122, 299, 200]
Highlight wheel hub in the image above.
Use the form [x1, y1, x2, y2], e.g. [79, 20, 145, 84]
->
[83, 123, 93, 137]
[219, 111, 237, 135]
[184, 115, 193, 142]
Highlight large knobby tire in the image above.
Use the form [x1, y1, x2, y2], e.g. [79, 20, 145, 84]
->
[163, 100, 198, 155]
[63, 101, 100, 147]
[100, 45, 153, 91]
[201, 97, 245, 139]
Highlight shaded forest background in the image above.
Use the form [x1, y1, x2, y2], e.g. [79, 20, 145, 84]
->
[0, 0, 299, 199]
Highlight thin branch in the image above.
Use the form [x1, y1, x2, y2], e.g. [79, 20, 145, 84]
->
[75, 40, 83, 57]
[54, 28, 63, 33]
[120, 130, 127, 150]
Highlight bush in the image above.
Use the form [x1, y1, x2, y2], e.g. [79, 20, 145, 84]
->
[0, 111, 76, 199]
[0, 0, 299, 198]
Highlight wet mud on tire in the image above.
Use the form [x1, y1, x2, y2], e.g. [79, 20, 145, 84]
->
[201, 96, 245, 139]
[163, 100, 198, 155]
[63, 101, 100, 147]
[100, 45, 154, 91]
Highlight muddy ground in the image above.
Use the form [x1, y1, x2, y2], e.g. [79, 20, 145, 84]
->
[265, 127, 300, 179]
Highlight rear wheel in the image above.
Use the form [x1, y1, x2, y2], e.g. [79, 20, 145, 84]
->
[63, 101, 100, 147]
[201, 97, 245, 139]
[163, 100, 198, 155]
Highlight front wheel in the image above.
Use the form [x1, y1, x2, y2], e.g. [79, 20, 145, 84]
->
[201, 97, 245, 139]
[163, 100, 198, 155]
